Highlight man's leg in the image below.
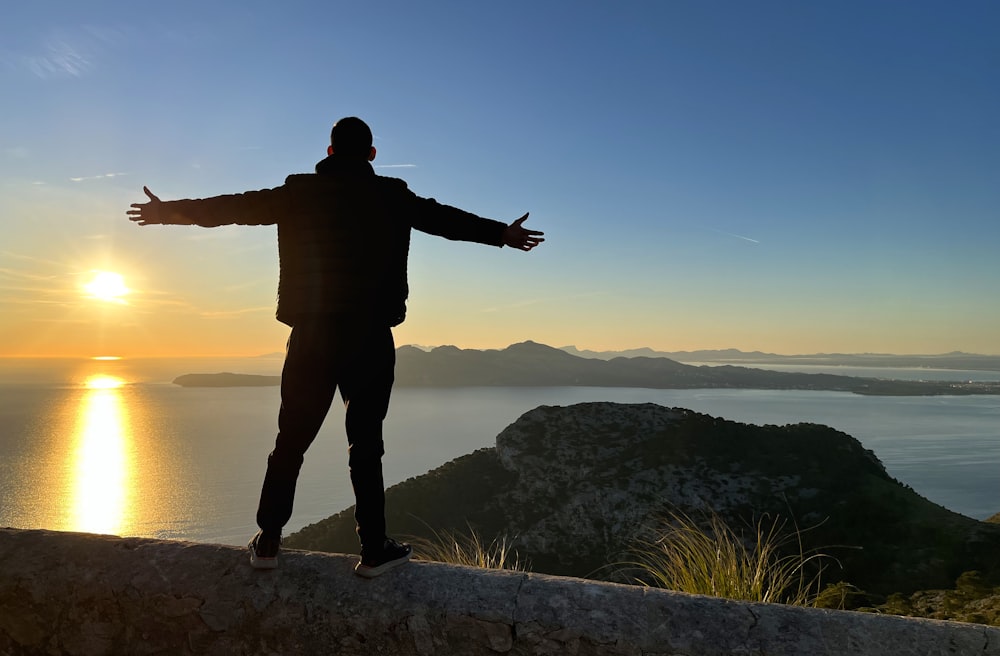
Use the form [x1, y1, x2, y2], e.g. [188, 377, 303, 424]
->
[255, 319, 339, 535]
[340, 325, 396, 550]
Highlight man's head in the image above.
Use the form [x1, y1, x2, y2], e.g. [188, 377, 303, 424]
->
[328, 117, 375, 161]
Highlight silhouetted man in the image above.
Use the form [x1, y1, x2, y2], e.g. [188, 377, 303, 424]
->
[127, 117, 543, 576]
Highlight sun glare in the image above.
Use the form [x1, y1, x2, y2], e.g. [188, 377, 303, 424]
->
[86, 375, 126, 390]
[84, 271, 129, 303]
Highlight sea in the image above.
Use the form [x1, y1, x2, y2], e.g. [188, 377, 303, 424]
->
[1, 356, 999, 547]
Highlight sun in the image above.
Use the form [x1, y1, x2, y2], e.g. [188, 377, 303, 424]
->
[84, 271, 129, 303]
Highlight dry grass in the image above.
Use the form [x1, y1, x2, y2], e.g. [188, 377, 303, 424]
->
[409, 525, 531, 572]
[627, 508, 832, 606]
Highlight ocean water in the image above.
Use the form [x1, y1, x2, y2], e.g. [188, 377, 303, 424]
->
[1, 358, 998, 547]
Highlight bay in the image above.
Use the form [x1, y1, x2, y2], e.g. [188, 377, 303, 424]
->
[1, 358, 998, 548]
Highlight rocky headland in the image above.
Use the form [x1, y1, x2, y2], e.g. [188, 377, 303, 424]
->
[287, 402, 1000, 617]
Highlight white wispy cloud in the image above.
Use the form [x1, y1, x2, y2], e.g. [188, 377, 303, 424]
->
[710, 228, 760, 244]
[20, 35, 92, 79]
[3, 25, 129, 80]
[70, 172, 127, 182]
[375, 164, 417, 169]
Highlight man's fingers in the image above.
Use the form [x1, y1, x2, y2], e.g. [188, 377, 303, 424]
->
[143, 186, 161, 202]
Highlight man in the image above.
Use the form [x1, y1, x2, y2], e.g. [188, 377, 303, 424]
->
[127, 117, 543, 576]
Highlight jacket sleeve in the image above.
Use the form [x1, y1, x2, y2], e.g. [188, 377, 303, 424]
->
[401, 186, 507, 247]
[158, 186, 288, 227]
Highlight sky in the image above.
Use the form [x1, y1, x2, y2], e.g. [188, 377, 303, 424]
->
[1, 1, 998, 357]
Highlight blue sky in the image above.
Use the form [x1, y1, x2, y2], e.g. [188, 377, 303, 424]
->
[1, 1, 998, 356]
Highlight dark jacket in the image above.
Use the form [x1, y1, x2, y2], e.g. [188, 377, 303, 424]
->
[159, 156, 507, 327]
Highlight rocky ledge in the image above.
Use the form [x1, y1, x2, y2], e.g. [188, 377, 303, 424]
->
[2, 528, 999, 656]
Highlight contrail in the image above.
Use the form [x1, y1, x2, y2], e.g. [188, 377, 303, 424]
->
[710, 228, 760, 244]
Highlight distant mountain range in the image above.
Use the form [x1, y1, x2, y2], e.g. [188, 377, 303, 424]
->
[560, 346, 1000, 370]
[392, 341, 1000, 395]
[175, 341, 1000, 395]
[383, 344, 1000, 370]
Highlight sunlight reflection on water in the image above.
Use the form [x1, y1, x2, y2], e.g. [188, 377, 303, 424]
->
[67, 375, 133, 534]
[34, 370, 201, 539]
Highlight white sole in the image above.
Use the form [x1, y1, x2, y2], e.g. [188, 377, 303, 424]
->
[354, 551, 412, 578]
[249, 554, 278, 570]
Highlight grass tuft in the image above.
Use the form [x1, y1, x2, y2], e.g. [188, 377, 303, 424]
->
[625, 507, 833, 606]
[409, 524, 531, 572]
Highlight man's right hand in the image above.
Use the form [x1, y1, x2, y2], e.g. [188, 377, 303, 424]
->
[127, 186, 165, 225]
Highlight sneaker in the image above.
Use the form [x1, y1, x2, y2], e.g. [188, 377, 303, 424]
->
[248, 530, 281, 570]
[355, 538, 412, 578]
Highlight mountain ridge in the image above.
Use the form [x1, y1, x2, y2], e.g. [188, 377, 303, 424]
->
[557, 345, 1000, 369]
[392, 341, 1000, 395]
[175, 341, 1000, 394]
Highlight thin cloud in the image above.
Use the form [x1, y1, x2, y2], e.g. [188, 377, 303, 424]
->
[0, 250, 66, 269]
[70, 172, 127, 183]
[710, 228, 760, 244]
[19, 37, 92, 79]
[200, 306, 273, 318]
[3, 25, 128, 80]
[220, 279, 273, 293]
[375, 164, 417, 169]
[481, 298, 546, 313]
[0, 267, 59, 282]
[481, 290, 608, 313]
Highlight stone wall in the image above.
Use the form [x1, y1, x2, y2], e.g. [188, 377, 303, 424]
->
[1, 528, 998, 655]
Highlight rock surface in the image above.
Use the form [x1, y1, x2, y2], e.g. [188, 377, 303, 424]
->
[2, 528, 999, 656]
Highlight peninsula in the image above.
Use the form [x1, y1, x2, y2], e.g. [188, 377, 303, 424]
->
[174, 341, 1000, 395]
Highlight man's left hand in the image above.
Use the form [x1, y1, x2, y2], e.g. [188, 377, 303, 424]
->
[503, 213, 544, 251]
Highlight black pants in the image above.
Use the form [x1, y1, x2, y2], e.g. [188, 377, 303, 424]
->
[255, 316, 395, 549]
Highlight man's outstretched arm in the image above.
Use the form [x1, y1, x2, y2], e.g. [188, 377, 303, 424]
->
[502, 213, 544, 251]
[127, 185, 283, 227]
